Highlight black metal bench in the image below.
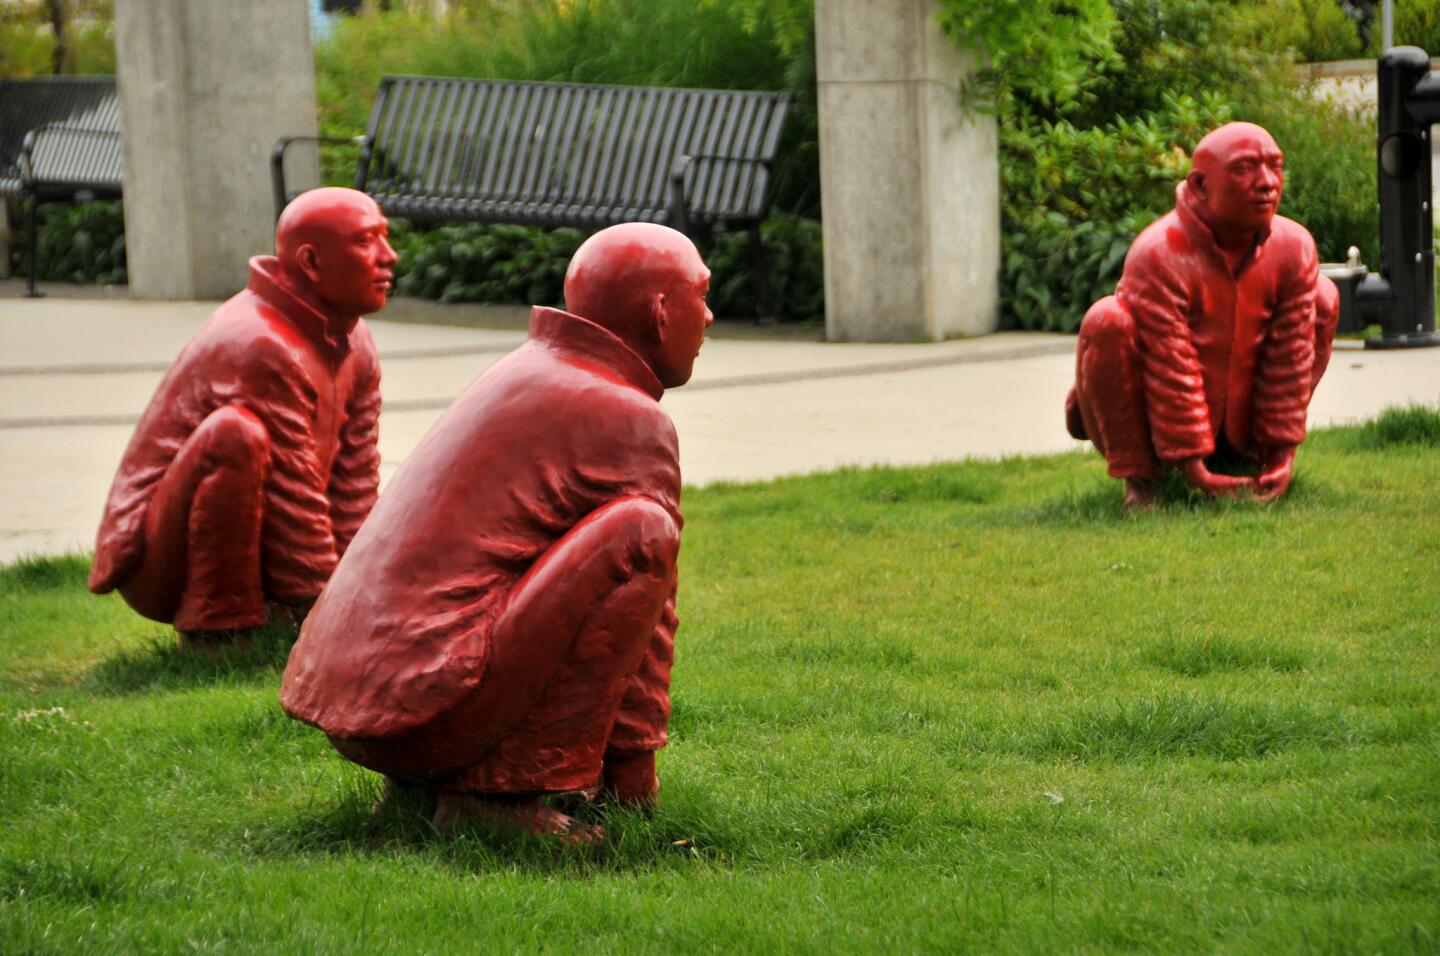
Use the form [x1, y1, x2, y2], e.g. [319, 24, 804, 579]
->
[272, 75, 792, 312]
[0, 76, 123, 296]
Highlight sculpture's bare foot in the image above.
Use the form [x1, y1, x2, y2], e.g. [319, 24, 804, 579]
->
[432, 792, 604, 844]
[176, 628, 253, 657]
[1123, 478, 1160, 509]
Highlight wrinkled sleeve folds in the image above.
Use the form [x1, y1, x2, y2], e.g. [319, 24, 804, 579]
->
[1121, 246, 1215, 462]
[1252, 233, 1318, 450]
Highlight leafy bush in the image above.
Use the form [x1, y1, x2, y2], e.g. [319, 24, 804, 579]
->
[389, 214, 822, 322]
[1001, 91, 1232, 331]
[1240, 0, 1440, 62]
[13, 200, 126, 284]
[991, 0, 1378, 331]
[389, 220, 583, 306]
[0, 0, 116, 79]
[705, 215, 823, 322]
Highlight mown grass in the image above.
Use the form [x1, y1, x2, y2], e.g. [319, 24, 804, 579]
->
[1, 408, 1437, 953]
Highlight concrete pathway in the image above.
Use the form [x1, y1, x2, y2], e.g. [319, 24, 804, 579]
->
[2, 284, 1438, 562]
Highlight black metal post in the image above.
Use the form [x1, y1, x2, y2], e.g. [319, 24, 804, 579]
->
[1355, 46, 1440, 348]
[24, 197, 42, 298]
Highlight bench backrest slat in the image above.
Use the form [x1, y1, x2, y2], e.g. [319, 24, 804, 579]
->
[362, 76, 791, 228]
[0, 77, 120, 186]
[616, 87, 662, 214]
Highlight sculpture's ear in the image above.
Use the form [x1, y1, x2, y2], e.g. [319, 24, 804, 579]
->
[295, 244, 323, 285]
[1186, 168, 1207, 200]
[648, 291, 669, 344]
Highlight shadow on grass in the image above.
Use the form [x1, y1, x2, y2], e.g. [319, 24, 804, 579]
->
[83, 619, 299, 696]
[995, 462, 1343, 526]
[249, 769, 761, 875]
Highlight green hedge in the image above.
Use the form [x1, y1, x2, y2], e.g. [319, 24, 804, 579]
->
[995, 0, 1377, 331]
[7, 200, 126, 285]
[390, 215, 823, 322]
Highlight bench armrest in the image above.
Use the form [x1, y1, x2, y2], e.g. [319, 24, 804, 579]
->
[668, 152, 776, 234]
[20, 124, 122, 189]
[271, 134, 368, 221]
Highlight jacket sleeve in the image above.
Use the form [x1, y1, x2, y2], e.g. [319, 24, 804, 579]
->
[327, 333, 382, 557]
[1251, 231, 1318, 451]
[245, 345, 339, 604]
[1120, 242, 1216, 462]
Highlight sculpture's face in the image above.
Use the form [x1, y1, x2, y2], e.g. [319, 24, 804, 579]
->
[1202, 131, 1285, 234]
[309, 198, 398, 316]
[653, 253, 713, 389]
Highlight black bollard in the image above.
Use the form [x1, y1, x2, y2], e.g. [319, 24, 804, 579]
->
[1354, 46, 1440, 348]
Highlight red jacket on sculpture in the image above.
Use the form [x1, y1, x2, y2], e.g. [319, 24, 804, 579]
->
[89, 255, 382, 624]
[1066, 122, 1338, 506]
[1117, 181, 1322, 462]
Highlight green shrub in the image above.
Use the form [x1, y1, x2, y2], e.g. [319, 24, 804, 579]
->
[389, 214, 822, 322]
[1000, 90, 1233, 331]
[0, 0, 116, 79]
[705, 215, 823, 322]
[389, 219, 583, 306]
[1238, 0, 1367, 62]
[992, 0, 1378, 331]
[14, 200, 126, 284]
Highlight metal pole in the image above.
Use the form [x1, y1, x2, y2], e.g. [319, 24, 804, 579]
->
[1383, 0, 1394, 51]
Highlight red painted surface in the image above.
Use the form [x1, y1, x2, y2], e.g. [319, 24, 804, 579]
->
[1065, 123, 1340, 504]
[88, 188, 393, 632]
[282, 223, 712, 822]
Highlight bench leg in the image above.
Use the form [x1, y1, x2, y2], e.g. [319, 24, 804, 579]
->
[748, 223, 774, 322]
[25, 198, 43, 298]
[0, 199, 10, 280]
[25, 195, 42, 296]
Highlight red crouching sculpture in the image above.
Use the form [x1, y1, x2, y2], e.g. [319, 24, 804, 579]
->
[88, 188, 394, 647]
[281, 222, 712, 841]
[1065, 122, 1340, 507]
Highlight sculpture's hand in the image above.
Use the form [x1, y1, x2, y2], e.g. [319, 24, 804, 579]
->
[600, 751, 659, 811]
[1255, 447, 1296, 502]
[1179, 458, 1253, 498]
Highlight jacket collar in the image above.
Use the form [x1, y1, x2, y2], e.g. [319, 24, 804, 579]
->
[247, 256, 355, 360]
[529, 306, 664, 401]
[1175, 182, 1270, 277]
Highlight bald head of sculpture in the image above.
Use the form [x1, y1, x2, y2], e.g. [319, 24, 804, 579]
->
[1187, 122, 1285, 244]
[564, 223, 713, 389]
[277, 187, 398, 318]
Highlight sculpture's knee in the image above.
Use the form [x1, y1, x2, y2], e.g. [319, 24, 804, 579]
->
[1078, 296, 1137, 355]
[194, 405, 269, 472]
[591, 497, 680, 578]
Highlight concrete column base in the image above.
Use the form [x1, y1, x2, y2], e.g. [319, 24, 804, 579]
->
[816, 0, 1000, 342]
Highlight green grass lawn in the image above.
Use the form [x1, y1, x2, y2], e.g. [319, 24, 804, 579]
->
[2, 409, 1438, 953]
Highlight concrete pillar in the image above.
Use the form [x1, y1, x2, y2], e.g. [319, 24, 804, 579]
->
[815, 0, 1000, 341]
[115, 0, 320, 300]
